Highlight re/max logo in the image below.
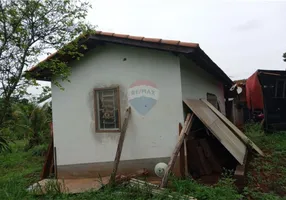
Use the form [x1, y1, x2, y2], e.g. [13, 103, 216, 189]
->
[129, 88, 156, 96]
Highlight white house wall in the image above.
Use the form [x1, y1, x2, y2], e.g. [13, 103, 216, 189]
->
[52, 44, 184, 167]
[180, 56, 226, 115]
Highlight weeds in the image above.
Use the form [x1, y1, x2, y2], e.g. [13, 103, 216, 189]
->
[244, 122, 265, 138]
[0, 141, 241, 200]
[1, 123, 286, 199]
[244, 123, 286, 199]
[170, 175, 242, 200]
[29, 143, 49, 156]
[0, 141, 43, 200]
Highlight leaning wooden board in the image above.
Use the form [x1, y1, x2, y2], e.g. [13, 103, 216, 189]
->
[160, 114, 195, 188]
[109, 107, 131, 184]
[183, 99, 246, 165]
[201, 99, 264, 156]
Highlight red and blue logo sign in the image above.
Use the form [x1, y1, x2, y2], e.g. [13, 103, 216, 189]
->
[128, 80, 159, 116]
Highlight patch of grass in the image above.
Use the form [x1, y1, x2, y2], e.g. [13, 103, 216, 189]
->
[245, 122, 265, 138]
[0, 140, 43, 200]
[171, 177, 242, 200]
[0, 141, 178, 200]
[2, 126, 286, 200]
[1, 140, 243, 200]
[244, 123, 286, 199]
[29, 143, 49, 156]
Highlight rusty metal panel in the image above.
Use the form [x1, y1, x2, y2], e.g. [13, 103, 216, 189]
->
[183, 99, 246, 165]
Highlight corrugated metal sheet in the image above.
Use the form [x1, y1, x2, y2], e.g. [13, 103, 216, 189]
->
[183, 99, 247, 165]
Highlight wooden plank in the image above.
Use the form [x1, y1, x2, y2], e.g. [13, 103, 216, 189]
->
[41, 139, 54, 179]
[160, 114, 195, 188]
[114, 169, 148, 184]
[201, 99, 264, 156]
[178, 123, 185, 178]
[197, 146, 212, 175]
[234, 149, 248, 191]
[184, 99, 246, 165]
[109, 107, 131, 184]
[54, 147, 58, 179]
[199, 139, 221, 173]
[186, 139, 204, 177]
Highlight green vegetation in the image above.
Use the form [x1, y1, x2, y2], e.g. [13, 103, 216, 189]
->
[0, 141, 242, 200]
[0, 141, 43, 200]
[0, 99, 52, 151]
[244, 123, 286, 200]
[0, 0, 93, 151]
[1, 120, 286, 199]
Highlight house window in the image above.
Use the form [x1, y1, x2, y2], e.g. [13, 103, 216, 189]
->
[275, 80, 286, 98]
[207, 93, 220, 111]
[94, 87, 120, 132]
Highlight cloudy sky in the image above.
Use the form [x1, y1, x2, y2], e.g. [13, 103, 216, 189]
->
[32, 0, 286, 96]
[88, 0, 286, 80]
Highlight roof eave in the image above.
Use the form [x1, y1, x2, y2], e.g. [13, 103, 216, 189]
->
[26, 33, 233, 86]
[188, 47, 233, 86]
[89, 35, 197, 54]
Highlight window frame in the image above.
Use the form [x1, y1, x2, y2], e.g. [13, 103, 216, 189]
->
[274, 79, 286, 98]
[206, 92, 220, 111]
[94, 86, 121, 133]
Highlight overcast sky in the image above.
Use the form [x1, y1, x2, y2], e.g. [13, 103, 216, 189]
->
[88, 0, 286, 80]
[31, 0, 286, 96]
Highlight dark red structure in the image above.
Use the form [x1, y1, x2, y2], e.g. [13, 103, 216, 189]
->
[246, 71, 264, 110]
[246, 69, 286, 131]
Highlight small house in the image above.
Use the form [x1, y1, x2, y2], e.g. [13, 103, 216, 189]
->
[28, 31, 259, 183]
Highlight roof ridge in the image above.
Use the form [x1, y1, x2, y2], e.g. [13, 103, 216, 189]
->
[95, 30, 199, 48]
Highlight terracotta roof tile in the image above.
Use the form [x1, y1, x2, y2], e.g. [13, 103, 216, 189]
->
[99, 31, 114, 36]
[178, 41, 198, 48]
[127, 35, 144, 40]
[113, 33, 129, 38]
[96, 31, 198, 48]
[161, 39, 180, 45]
[27, 31, 233, 86]
[28, 31, 200, 72]
[143, 37, 161, 43]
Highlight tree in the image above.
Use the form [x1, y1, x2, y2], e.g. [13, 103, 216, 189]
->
[12, 102, 52, 149]
[0, 0, 93, 152]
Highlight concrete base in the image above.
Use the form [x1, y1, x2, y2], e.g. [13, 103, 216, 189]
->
[57, 156, 181, 179]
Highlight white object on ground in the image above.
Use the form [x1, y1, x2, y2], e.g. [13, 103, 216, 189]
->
[154, 162, 167, 178]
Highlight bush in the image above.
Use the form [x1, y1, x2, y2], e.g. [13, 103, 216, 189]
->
[170, 176, 242, 200]
[29, 144, 49, 156]
[243, 188, 285, 200]
[0, 134, 11, 153]
[244, 122, 265, 138]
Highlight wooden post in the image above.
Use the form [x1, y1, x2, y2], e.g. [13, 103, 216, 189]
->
[160, 113, 195, 188]
[234, 149, 248, 191]
[179, 123, 185, 178]
[109, 107, 131, 185]
[54, 147, 58, 179]
[41, 123, 54, 180]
